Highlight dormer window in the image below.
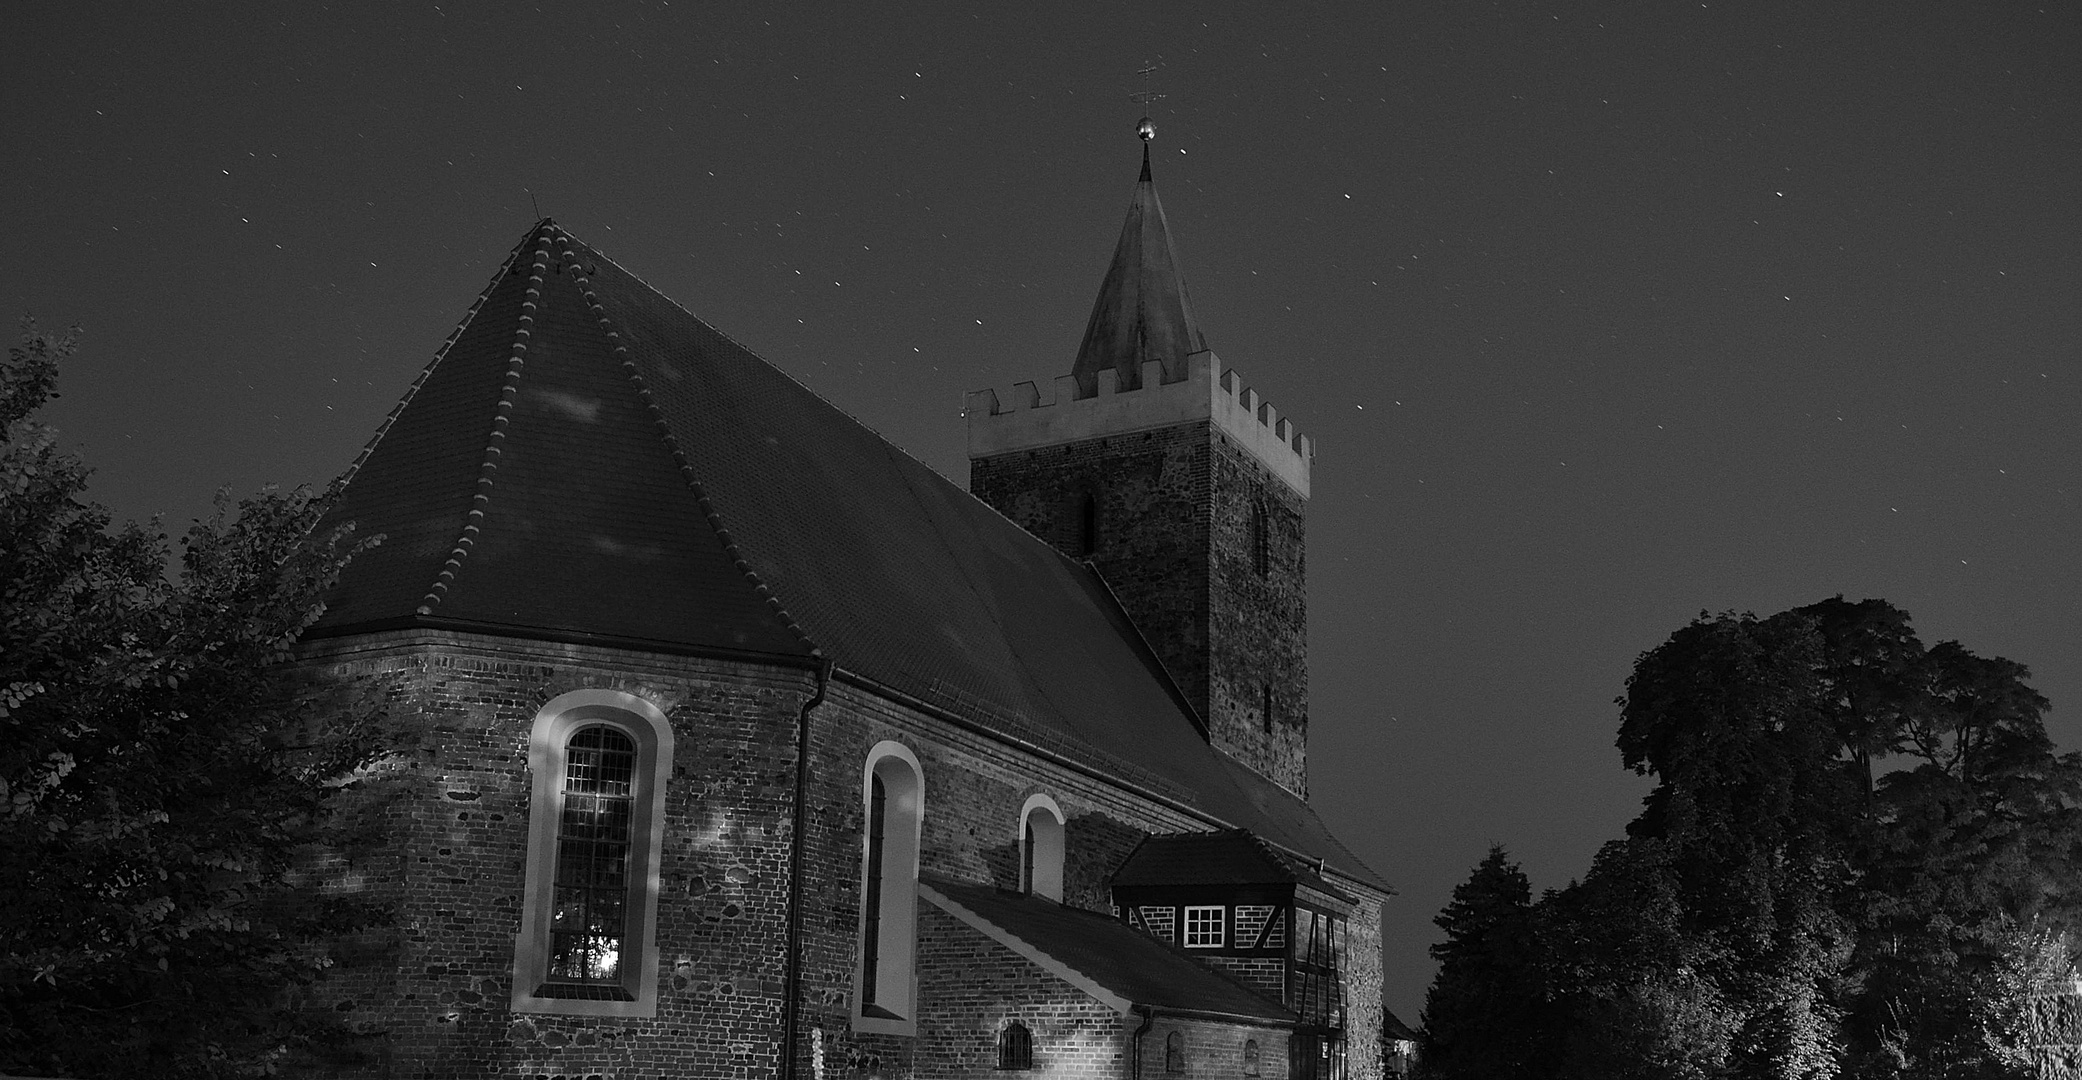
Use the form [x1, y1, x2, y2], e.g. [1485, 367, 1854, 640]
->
[1183, 905, 1225, 948]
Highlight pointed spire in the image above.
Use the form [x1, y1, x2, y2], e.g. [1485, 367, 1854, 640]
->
[1070, 123, 1207, 395]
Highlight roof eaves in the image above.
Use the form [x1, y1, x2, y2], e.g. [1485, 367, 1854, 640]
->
[545, 225, 822, 660]
[297, 614, 829, 669]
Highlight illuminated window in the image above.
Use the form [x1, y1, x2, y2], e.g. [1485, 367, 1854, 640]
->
[1183, 905, 1225, 948]
[998, 1020, 1034, 1070]
[856, 742, 923, 1034]
[549, 726, 635, 986]
[513, 690, 673, 1017]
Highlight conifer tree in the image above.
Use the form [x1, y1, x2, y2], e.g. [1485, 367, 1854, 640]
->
[1421, 845, 1550, 1079]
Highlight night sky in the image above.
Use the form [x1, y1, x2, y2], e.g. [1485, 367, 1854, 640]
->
[8, 1, 2078, 1028]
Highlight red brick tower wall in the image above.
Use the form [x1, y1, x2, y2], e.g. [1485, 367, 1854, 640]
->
[969, 421, 1308, 797]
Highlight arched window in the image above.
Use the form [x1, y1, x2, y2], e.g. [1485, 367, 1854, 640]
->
[513, 690, 674, 1018]
[1244, 1038, 1261, 1077]
[1251, 502, 1270, 578]
[1165, 1030, 1185, 1073]
[1078, 492, 1100, 556]
[998, 1020, 1035, 1070]
[857, 742, 923, 1034]
[1018, 794, 1064, 901]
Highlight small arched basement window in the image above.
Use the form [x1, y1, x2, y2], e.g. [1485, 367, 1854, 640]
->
[998, 1020, 1035, 1070]
[857, 742, 924, 1033]
[1019, 794, 1065, 901]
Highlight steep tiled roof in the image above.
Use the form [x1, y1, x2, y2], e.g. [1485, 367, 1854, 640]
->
[1070, 146, 1207, 394]
[1112, 829, 1352, 902]
[922, 876, 1294, 1022]
[311, 220, 1386, 893]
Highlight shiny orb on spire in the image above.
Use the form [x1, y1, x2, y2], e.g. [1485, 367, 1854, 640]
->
[1136, 117, 1156, 142]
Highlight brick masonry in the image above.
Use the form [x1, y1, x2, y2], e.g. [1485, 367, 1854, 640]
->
[292, 625, 1380, 1080]
[969, 423, 1309, 797]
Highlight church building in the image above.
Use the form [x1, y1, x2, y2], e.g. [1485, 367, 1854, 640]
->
[299, 126, 1390, 1080]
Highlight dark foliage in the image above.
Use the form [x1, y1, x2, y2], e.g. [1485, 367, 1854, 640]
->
[0, 320, 388, 1077]
[1420, 597, 2081, 1079]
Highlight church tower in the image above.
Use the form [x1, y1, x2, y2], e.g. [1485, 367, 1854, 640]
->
[966, 124, 1315, 796]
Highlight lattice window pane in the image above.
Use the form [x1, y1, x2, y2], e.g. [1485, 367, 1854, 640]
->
[1183, 905, 1225, 948]
[547, 725, 635, 985]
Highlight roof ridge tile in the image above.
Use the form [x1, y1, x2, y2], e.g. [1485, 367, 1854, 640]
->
[415, 223, 555, 616]
[546, 226, 823, 660]
[336, 223, 542, 493]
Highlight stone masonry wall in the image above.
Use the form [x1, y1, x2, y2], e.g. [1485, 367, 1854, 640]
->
[1146, 1016, 1291, 1080]
[1205, 430, 1308, 798]
[301, 629, 815, 1079]
[970, 425, 1212, 725]
[969, 423, 1309, 796]
[913, 905, 1127, 1080]
[296, 628, 1378, 1080]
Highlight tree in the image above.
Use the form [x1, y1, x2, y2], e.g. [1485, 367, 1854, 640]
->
[1420, 845, 1551, 1080]
[1616, 609, 1858, 1080]
[0, 320, 384, 1077]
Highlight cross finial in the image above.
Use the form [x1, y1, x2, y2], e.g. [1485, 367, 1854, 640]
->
[1130, 62, 1164, 142]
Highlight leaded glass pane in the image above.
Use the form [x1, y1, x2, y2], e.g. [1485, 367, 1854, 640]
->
[546, 725, 635, 987]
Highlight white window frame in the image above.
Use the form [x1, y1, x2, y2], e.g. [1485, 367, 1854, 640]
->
[1183, 905, 1225, 949]
[1018, 793, 1065, 901]
[854, 741, 924, 1035]
[511, 689, 674, 1017]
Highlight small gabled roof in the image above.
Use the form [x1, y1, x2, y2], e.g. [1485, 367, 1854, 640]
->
[310, 220, 1387, 894]
[922, 876, 1294, 1023]
[1113, 829, 1349, 900]
[1070, 146, 1207, 394]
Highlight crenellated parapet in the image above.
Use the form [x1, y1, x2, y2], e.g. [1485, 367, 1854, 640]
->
[965, 351, 1313, 499]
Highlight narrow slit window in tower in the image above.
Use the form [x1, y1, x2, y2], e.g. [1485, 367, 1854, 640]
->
[1079, 493, 1099, 556]
[1251, 503, 1270, 577]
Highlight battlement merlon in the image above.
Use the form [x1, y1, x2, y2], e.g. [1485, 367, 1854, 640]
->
[964, 351, 1313, 500]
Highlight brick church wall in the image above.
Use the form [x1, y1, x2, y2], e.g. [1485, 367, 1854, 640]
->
[912, 905, 1127, 1080]
[968, 424, 1309, 797]
[296, 628, 1380, 1080]
[301, 629, 814, 1079]
[969, 425, 1213, 725]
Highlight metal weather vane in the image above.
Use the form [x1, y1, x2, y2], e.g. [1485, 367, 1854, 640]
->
[1130, 62, 1164, 142]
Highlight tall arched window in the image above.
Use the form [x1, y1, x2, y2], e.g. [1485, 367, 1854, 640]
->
[1018, 794, 1064, 901]
[857, 742, 923, 1034]
[1165, 1031, 1185, 1073]
[513, 690, 674, 1018]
